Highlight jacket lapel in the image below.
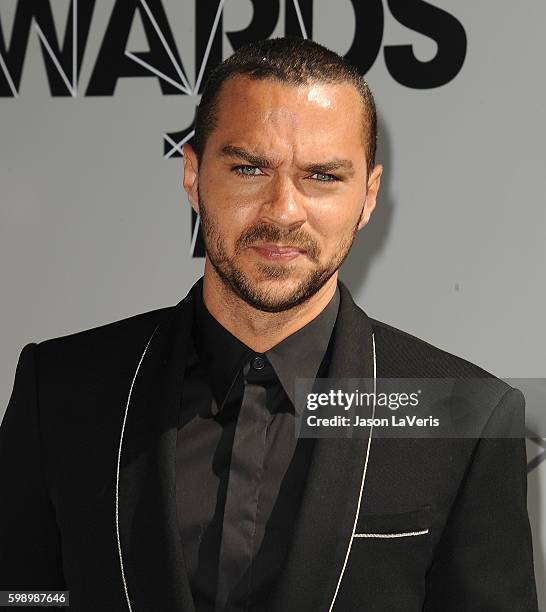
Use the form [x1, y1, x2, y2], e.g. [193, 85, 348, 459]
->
[117, 278, 375, 612]
[268, 280, 376, 612]
[117, 282, 198, 612]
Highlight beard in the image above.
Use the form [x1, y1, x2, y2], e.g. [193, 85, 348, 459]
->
[197, 192, 361, 313]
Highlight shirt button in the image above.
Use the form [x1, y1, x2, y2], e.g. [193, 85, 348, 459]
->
[252, 355, 265, 370]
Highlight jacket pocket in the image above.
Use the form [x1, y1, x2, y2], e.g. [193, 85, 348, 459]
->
[339, 505, 435, 609]
[354, 505, 432, 539]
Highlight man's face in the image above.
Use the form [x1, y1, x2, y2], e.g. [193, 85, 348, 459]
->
[183, 75, 382, 313]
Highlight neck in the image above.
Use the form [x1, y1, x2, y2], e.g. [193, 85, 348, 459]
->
[201, 259, 338, 353]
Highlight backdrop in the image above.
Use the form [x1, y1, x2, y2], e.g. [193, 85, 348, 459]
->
[1, 0, 544, 605]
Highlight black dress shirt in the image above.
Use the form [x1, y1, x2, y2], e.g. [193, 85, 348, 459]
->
[175, 279, 340, 612]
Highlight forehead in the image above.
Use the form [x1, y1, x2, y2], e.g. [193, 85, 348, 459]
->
[208, 75, 366, 165]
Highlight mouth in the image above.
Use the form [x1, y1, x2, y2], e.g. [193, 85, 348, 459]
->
[249, 243, 307, 261]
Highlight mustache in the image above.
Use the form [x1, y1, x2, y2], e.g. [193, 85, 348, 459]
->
[236, 223, 320, 261]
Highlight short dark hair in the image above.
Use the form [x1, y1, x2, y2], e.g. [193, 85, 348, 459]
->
[193, 37, 378, 177]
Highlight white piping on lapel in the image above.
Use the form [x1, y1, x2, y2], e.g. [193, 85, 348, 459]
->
[327, 331, 376, 612]
[116, 324, 160, 612]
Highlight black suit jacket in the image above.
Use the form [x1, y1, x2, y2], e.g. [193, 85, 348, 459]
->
[0, 279, 538, 611]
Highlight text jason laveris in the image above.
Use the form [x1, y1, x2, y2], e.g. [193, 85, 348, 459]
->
[305, 415, 440, 427]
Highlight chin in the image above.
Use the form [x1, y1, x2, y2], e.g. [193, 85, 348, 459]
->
[250, 268, 307, 289]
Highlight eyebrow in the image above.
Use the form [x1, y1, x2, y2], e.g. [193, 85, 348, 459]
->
[219, 144, 355, 177]
[220, 145, 276, 168]
[304, 159, 355, 177]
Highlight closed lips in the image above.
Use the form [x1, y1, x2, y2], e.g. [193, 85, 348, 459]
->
[252, 243, 306, 254]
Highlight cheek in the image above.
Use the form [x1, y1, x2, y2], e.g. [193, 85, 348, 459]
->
[307, 197, 362, 243]
[203, 173, 259, 217]
[202, 194, 257, 243]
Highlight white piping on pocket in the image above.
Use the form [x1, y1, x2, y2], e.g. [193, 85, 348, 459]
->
[353, 528, 429, 539]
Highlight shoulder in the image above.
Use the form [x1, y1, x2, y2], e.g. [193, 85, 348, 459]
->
[369, 317, 492, 377]
[34, 305, 174, 376]
[368, 317, 514, 402]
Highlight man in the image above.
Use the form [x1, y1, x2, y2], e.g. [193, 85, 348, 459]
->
[0, 37, 538, 612]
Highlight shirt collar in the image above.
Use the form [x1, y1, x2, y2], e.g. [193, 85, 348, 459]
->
[265, 286, 339, 408]
[192, 280, 252, 415]
[192, 278, 340, 416]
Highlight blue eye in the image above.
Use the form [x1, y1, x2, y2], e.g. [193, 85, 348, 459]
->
[236, 165, 260, 177]
[312, 172, 338, 182]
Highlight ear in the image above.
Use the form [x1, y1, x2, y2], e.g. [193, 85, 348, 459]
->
[357, 163, 383, 230]
[182, 143, 200, 214]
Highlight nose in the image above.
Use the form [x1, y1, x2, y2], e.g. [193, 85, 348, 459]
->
[259, 175, 307, 230]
